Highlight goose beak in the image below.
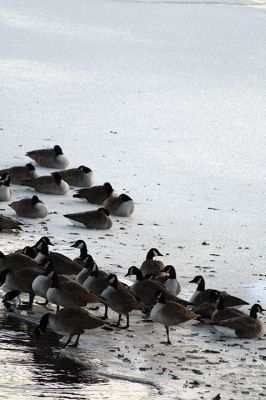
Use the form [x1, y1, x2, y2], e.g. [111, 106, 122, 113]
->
[124, 272, 129, 277]
[260, 309, 265, 315]
[188, 279, 194, 283]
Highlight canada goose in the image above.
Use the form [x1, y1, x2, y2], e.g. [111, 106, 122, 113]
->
[0, 163, 38, 184]
[1, 266, 45, 308]
[21, 172, 69, 195]
[15, 236, 54, 256]
[75, 255, 96, 285]
[9, 195, 48, 218]
[64, 208, 112, 230]
[71, 240, 89, 265]
[0, 215, 23, 231]
[56, 166, 95, 187]
[125, 266, 190, 308]
[211, 294, 246, 323]
[213, 304, 265, 338]
[101, 274, 146, 328]
[189, 275, 249, 308]
[191, 290, 220, 320]
[32, 261, 70, 305]
[35, 307, 108, 347]
[83, 264, 127, 320]
[0, 251, 40, 273]
[162, 265, 181, 296]
[103, 194, 134, 217]
[35, 241, 82, 276]
[46, 271, 103, 310]
[0, 174, 11, 201]
[73, 182, 114, 204]
[26, 145, 69, 169]
[150, 292, 200, 344]
[140, 248, 164, 277]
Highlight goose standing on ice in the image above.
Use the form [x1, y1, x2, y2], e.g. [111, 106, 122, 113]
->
[35, 307, 109, 347]
[150, 292, 200, 345]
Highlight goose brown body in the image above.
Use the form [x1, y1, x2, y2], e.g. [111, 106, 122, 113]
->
[56, 166, 94, 187]
[64, 208, 112, 229]
[0, 164, 38, 184]
[150, 292, 200, 344]
[73, 182, 114, 204]
[21, 173, 69, 195]
[213, 304, 264, 338]
[46, 272, 103, 308]
[26, 145, 69, 169]
[9, 196, 48, 218]
[36, 307, 108, 347]
[103, 194, 134, 217]
[140, 248, 164, 277]
[0, 215, 23, 231]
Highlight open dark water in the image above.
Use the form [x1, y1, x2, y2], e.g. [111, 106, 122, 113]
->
[0, 304, 153, 400]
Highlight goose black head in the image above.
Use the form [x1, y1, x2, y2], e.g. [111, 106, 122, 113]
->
[52, 172, 62, 185]
[71, 239, 86, 249]
[146, 248, 163, 259]
[103, 182, 114, 195]
[250, 304, 265, 318]
[32, 195, 42, 205]
[26, 163, 35, 171]
[98, 207, 110, 216]
[37, 240, 49, 255]
[35, 236, 54, 248]
[189, 275, 204, 284]
[108, 273, 118, 289]
[22, 246, 36, 258]
[54, 145, 63, 155]
[119, 194, 132, 202]
[1, 174, 10, 186]
[157, 291, 166, 304]
[79, 166, 92, 173]
[125, 266, 143, 280]
[162, 265, 176, 278]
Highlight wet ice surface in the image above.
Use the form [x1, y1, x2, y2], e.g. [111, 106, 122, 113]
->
[0, 304, 156, 399]
[1, 0, 266, 398]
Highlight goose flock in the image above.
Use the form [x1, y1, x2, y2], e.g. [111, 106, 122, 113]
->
[0, 145, 264, 349]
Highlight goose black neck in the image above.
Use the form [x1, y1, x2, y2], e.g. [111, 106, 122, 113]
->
[146, 249, 154, 260]
[167, 266, 176, 279]
[39, 313, 50, 332]
[217, 296, 225, 310]
[250, 305, 258, 319]
[0, 269, 10, 285]
[51, 272, 60, 289]
[80, 244, 88, 259]
[135, 268, 144, 281]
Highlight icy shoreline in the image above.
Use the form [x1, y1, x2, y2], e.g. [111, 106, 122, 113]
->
[0, 0, 265, 398]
